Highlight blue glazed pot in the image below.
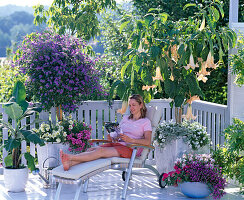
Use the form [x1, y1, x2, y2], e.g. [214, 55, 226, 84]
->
[179, 182, 211, 198]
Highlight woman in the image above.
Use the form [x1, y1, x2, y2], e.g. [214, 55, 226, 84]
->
[60, 94, 152, 171]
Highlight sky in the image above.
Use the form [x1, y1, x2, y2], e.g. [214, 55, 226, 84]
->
[0, 0, 125, 7]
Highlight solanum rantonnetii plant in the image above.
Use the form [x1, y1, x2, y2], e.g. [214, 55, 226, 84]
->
[111, 0, 237, 123]
[0, 81, 44, 171]
[13, 30, 105, 114]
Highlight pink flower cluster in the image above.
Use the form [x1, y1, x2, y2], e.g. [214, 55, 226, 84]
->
[66, 129, 91, 152]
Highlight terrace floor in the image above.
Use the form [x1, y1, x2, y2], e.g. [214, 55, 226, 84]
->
[0, 168, 243, 200]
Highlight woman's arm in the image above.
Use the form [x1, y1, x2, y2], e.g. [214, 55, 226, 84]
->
[119, 131, 152, 146]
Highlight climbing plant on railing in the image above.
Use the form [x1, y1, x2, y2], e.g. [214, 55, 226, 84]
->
[110, 0, 237, 123]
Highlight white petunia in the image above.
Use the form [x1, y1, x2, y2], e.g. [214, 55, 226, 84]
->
[56, 138, 61, 143]
[69, 125, 73, 129]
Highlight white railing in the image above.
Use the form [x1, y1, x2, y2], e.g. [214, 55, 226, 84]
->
[0, 99, 228, 165]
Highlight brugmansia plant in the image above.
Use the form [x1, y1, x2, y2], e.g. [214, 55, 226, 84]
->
[110, 0, 237, 122]
[0, 81, 44, 171]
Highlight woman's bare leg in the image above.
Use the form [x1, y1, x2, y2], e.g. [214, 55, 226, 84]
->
[60, 147, 119, 171]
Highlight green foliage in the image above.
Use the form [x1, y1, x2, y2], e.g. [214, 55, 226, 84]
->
[0, 62, 27, 102]
[212, 118, 244, 192]
[229, 34, 244, 87]
[225, 118, 244, 153]
[33, 0, 117, 40]
[110, 1, 236, 108]
[0, 81, 44, 170]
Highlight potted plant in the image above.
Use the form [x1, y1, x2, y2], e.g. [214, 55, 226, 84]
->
[12, 30, 105, 120]
[61, 117, 92, 153]
[154, 120, 209, 174]
[33, 120, 69, 177]
[33, 115, 92, 177]
[0, 81, 44, 192]
[162, 153, 226, 199]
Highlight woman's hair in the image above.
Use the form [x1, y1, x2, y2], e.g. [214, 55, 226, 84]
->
[128, 94, 147, 119]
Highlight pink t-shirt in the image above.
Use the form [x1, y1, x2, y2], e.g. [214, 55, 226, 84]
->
[119, 115, 152, 156]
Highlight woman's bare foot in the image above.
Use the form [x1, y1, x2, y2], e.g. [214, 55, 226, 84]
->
[60, 149, 70, 171]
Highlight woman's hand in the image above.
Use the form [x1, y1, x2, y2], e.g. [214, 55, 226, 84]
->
[119, 134, 133, 143]
[107, 134, 112, 142]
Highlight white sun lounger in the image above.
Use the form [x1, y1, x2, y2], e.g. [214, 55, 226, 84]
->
[51, 106, 163, 200]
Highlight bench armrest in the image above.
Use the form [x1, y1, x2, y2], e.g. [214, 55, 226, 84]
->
[89, 139, 111, 144]
[127, 143, 155, 150]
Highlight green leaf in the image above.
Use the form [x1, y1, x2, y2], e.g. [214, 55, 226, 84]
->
[120, 21, 130, 34]
[24, 152, 35, 172]
[143, 92, 151, 103]
[109, 80, 122, 99]
[132, 35, 140, 49]
[116, 82, 126, 99]
[174, 95, 185, 107]
[121, 61, 131, 79]
[211, 6, 220, 21]
[20, 130, 44, 145]
[141, 67, 152, 84]
[4, 139, 21, 152]
[12, 81, 26, 104]
[133, 55, 143, 72]
[150, 46, 161, 58]
[12, 81, 28, 113]
[159, 13, 168, 24]
[216, 4, 224, 18]
[183, 3, 197, 10]
[4, 155, 13, 167]
[144, 14, 154, 28]
[164, 80, 176, 98]
[4, 102, 23, 120]
[186, 74, 204, 97]
[0, 119, 15, 133]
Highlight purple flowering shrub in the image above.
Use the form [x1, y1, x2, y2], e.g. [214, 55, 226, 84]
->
[163, 154, 226, 199]
[13, 30, 104, 112]
[60, 115, 91, 153]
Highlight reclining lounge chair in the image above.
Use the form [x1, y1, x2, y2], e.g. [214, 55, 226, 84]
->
[51, 105, 164, 200]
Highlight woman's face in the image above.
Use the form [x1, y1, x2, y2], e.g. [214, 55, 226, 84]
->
[129, 99, 142, 116]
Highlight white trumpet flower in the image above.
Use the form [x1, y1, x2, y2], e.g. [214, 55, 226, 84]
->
[152, 67, 164, 81]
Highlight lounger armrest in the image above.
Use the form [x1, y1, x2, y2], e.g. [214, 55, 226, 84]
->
[89, 139, 111, 144]
[127, 144, 155, 150]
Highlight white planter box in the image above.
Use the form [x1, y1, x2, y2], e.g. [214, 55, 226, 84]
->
[37, 142, 69, 176]
[155, 138, 189, 174]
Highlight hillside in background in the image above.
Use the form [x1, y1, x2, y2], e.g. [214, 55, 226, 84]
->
[0, 5, 34, 17]
[0, 5, 46, 57]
